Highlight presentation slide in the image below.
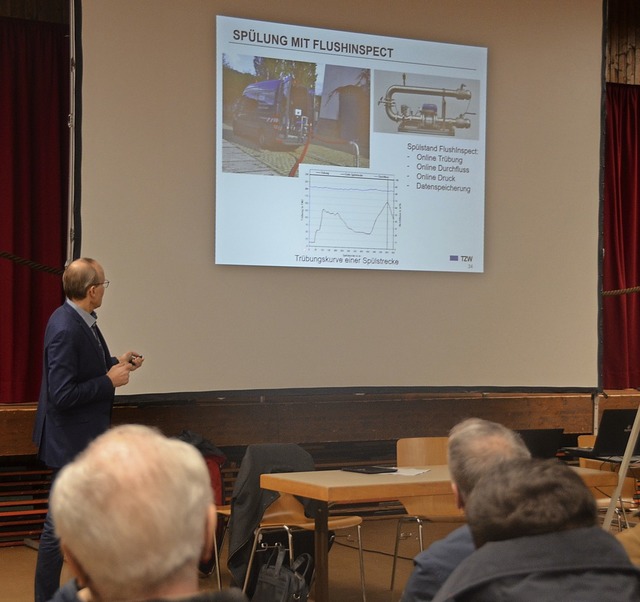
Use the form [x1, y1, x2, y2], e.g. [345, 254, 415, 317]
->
[216, 16, 487, 272]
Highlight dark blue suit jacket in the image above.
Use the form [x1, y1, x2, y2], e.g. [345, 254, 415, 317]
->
[401, 525, 474, 602]
[32, 302, 117, 469]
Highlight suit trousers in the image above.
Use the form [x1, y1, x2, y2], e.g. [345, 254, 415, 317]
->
[34, 469, 62, 602]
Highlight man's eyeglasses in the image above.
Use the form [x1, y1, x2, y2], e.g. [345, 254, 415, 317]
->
[93, 280, 110, 289]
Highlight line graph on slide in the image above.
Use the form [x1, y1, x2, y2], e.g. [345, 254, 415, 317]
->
[306, 170, 398, 251]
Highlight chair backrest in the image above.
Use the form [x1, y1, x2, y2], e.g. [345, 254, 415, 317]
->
[577, 435, 597, 469]
[227, 444, 316, 586]
[396, 437, 464, 519]
[397, 436, 449, 467]
[259, 492, 309, 526]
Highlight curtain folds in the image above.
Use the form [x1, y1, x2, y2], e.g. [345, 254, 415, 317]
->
[0, 18, 69, 403]
[603, 83, 640, 389]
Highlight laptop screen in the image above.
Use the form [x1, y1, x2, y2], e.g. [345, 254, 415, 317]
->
[517, 428, 564, 459]
[593, 409, 640, 456]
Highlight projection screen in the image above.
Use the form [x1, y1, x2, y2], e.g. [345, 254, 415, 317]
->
[215, 16, 487, 273]
[78, 0, 603, 394]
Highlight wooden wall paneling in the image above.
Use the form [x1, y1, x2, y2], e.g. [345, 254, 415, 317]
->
[272, 394, 595, 443]
[0, 391, 606, 458]
[111, 402, 281, 447]
[0, 405, 38, 457]
[80, 391, 598, 448]
[623, 2, 636, 83]
[606, 0, 640, 84]
[0, 0, 68, 23]
[606, 0, 616, 83]
[598, 390, 640, 425]
[635, 6, 640, 84]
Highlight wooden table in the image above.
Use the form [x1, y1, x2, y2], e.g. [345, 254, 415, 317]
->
[261, 465, 617, 602]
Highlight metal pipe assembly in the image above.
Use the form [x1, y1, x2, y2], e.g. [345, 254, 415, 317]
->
[378, 80, 473, 136]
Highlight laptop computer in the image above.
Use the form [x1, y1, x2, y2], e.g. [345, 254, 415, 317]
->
[562, 409, 640, 460]
[517, 428, 564, 459]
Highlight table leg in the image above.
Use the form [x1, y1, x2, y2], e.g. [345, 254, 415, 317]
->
[314, 501, 330, 602]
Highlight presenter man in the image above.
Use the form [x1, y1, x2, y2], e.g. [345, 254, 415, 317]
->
[32, 257, 144, 602]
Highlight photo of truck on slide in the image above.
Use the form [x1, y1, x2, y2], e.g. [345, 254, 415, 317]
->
[232, 76, 315, 149]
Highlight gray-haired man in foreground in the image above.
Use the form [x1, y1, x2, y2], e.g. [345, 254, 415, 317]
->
[49, 424, 246, 602]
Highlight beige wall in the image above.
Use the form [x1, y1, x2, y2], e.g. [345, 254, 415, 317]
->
[79, 0, 602, 394]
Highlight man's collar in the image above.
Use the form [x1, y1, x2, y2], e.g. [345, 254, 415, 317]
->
[66, 299, 97, 328]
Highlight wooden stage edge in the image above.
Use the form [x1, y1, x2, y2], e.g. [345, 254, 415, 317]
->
[2, 389, 640, 459]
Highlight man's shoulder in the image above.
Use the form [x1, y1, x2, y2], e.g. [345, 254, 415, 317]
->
[401, 526, 474, 602]
[48, 302, 78, 324]
[46, 303, 84, 335]
[432, 527, 640, 602]
[617, 522, 640, 565]
[416, 525, 474, 565]
[150, 588, 248, 602]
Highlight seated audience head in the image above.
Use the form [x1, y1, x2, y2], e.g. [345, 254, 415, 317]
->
[465, 457, 598, 547]
[447, 417, 531, 507]
[50, 424, 217, 601]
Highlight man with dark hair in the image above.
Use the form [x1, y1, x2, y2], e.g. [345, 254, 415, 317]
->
[32, 258, 145, 602]
[432, 458, 640, 601]
[400, 418, 531, 602]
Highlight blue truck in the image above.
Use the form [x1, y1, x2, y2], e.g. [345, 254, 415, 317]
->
[232, 76, 314, 149]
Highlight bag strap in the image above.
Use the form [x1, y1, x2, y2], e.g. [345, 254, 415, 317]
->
[291, 553, 312, 578]
[273, 545, 287, 573]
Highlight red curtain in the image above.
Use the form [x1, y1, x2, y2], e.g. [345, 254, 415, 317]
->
[0, 18, 69, 403]
[603, 83, 640, 389]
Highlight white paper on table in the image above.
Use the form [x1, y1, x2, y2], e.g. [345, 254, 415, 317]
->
[393, 468, 431, 476]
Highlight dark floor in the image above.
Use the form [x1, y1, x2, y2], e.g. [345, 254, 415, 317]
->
[0, 517, 460, 602]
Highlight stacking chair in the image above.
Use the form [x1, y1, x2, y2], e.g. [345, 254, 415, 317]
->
[390, 437, 465, 591]
[241, 491, 365, 599]
[577, 434, 638, 531]
[212, 504, 232, 589]
[215, 443, 367, 601]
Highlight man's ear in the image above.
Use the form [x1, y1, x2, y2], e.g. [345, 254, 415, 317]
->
[451, 482, 464, 510]
[201, 503, 218, 563]
[61, 543, 90, 588]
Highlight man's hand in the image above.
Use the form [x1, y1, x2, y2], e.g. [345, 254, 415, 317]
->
[118, 351, 145, 371]
[107, 362, 133, 387]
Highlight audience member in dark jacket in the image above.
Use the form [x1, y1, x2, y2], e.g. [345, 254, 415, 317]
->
[432, 458, 640, 602]
[401, 418, 531, 601]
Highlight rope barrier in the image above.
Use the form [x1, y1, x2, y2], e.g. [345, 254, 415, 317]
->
[0, 251, 64, 276]
[602, 286, 640, 297]
[3, 248, 638, 297]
